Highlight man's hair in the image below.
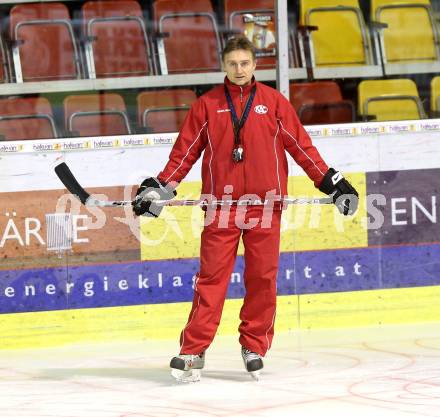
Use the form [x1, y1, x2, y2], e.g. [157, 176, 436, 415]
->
[222, 36, 256, 61]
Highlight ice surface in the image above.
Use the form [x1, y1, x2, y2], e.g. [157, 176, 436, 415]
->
[1, 323, 440, 417]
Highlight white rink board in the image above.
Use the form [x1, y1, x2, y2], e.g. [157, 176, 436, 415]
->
[1, 119, 440, 193]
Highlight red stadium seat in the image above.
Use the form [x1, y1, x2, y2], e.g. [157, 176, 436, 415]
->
[290, 81, 355, 125]
[153, 0, 222, 74]
[81, 0, 154, 78]
[297, 102, 355, 125]
[64, 93, 131, 137]
[137, 89, 197, 133]
[0, 97, 57, 140]
[224, 0, 277, 69]
[0, 36, 9, 83]
[290, 81, 343, 109]
[9, 3, 81, 82]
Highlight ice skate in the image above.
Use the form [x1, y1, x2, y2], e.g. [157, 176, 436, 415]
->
[241, 347, 263, 381]
[170, 352, 205, 383]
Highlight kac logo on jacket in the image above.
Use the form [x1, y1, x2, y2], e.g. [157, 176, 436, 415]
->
[254, 104, 268, 114]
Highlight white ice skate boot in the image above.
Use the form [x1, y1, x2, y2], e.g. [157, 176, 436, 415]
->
[170, 352, 205, 383]
[241, 347, 263, 381]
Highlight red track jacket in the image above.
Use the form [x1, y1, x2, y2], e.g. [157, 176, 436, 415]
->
[157, 77, 329, 200]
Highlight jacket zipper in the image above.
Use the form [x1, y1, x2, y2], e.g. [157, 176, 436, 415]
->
[240, 86, 245, 198]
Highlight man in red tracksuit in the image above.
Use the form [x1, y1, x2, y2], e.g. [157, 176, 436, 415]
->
[133, 36, 358, 382]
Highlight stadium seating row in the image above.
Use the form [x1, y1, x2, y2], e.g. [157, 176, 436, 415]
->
[294, 77, 437, 123]
[1, 77, 439, 141]
[0, 89, 197, 140]
[299, 0, 440, 78]
[0, 0, 439, 83]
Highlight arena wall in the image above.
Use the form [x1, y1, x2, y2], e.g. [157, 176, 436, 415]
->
[1, 119, 440, 349]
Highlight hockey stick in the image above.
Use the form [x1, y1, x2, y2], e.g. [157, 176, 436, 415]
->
[54, 162, 333, 207]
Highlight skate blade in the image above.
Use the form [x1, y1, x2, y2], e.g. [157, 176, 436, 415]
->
[171, 368, 201, 383]
[250, 370, 260, 381]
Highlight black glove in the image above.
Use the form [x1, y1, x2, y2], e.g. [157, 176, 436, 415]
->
[319, 168, 359, 216]
[132, 177, 176, 217]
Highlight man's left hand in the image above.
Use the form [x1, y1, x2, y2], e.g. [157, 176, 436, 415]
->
[319, 168, 359, 216]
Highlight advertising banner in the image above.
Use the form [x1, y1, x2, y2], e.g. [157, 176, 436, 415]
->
[1, 123, 440, 316]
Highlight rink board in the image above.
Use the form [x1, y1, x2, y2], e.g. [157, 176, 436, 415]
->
[0, 244, 439, 314]
[1, 120, 440, 348]
[2, 286, 440, 349]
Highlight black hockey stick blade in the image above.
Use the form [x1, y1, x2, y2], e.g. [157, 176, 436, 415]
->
[55, 162, 90, 204]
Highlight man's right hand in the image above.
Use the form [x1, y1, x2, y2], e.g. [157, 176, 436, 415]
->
[132, 177, 176, 217]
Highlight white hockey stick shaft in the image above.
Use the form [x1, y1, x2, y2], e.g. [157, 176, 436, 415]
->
[54, 162, 333, 208]
[86, 196, 333, 207]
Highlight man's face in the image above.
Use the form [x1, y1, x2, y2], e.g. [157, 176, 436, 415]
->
[223, 49, 256, 86]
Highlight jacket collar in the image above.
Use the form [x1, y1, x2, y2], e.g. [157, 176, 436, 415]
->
[224, 76, 256, 95]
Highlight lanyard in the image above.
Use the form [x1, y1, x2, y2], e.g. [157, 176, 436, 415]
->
[224, 84, 257, 147]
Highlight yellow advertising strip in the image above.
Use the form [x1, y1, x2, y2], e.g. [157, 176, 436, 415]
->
[0, 296, 297, 350]
[2, 286, 440, 350]
[2, 119, 439, 155]
[140, 181, 204, 260]
[281, 172, 367, 252]
[299, 285, 440, 329]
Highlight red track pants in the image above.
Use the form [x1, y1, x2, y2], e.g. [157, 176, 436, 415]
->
[179, 205, 282, 356]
